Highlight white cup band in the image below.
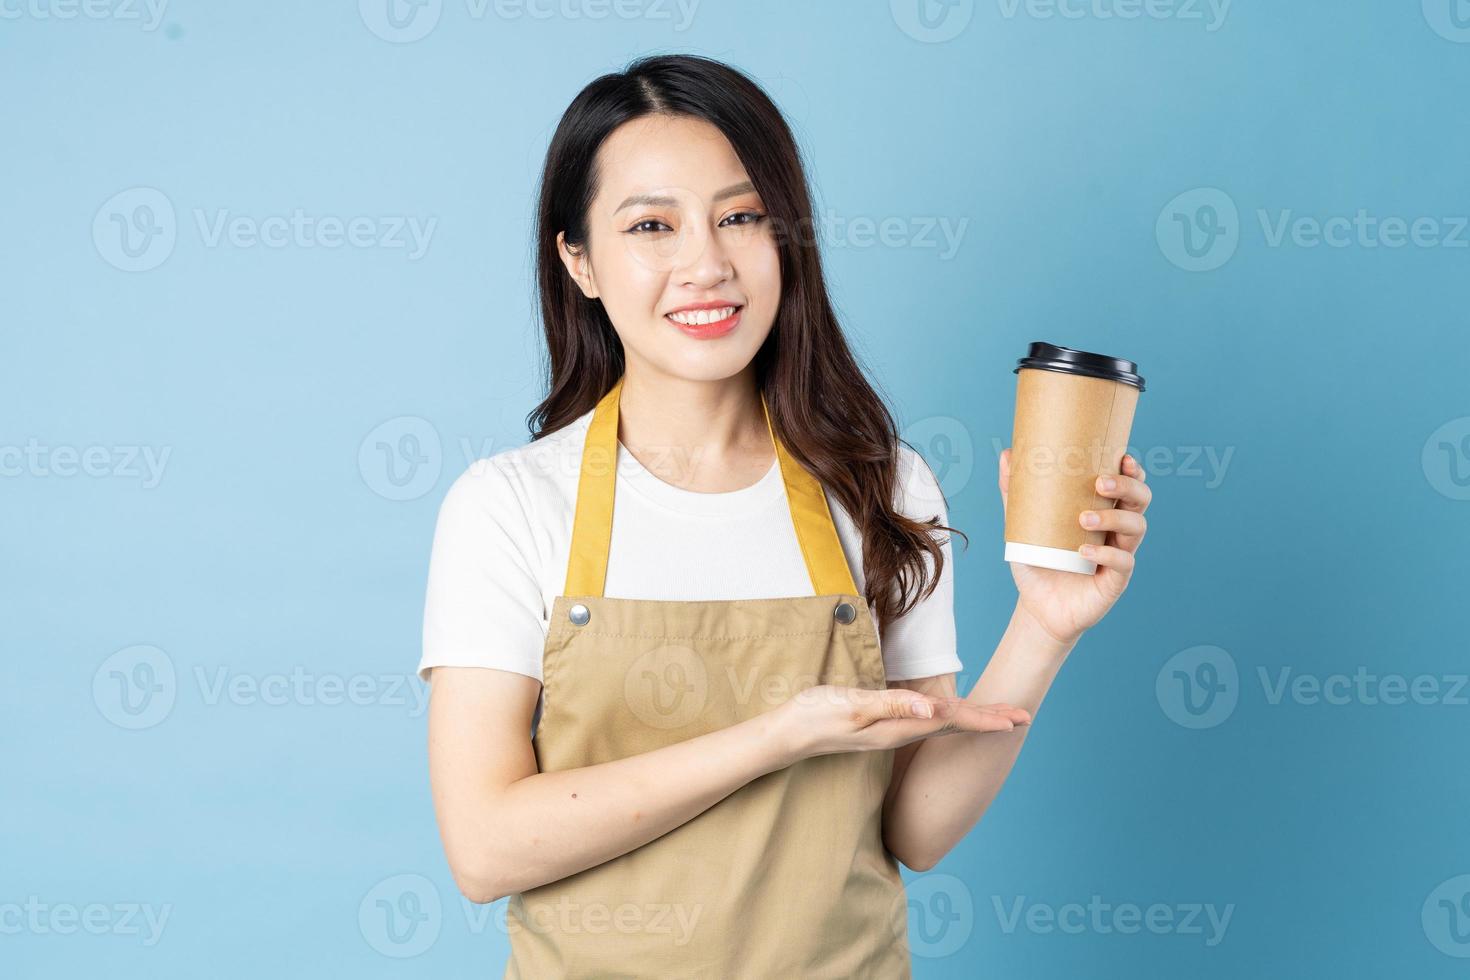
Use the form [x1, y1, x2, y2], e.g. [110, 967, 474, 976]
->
[1004, 541, 1097, 575]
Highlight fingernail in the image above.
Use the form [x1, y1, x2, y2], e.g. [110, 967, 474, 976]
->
[1081, 511, 1100, 527]
[912, 702, 933, 718]
[1099, 477, 1117, 492]
[1080, 544, 1096, 557]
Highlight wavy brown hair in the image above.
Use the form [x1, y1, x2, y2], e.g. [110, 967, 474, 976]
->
[526, 53, 967, 639]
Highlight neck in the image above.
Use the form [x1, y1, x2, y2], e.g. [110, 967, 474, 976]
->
[616, 362, 774, 492]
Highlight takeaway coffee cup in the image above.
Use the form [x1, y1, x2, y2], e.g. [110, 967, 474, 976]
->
[1004, 342, 1146, 575]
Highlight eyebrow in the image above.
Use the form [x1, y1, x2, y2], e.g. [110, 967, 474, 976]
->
[613, 181, 757, 213]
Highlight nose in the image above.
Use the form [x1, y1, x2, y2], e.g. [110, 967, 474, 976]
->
[674, 219, 733, 287]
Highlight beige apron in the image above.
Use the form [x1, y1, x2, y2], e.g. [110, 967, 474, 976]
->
[504, 374, 912, 979]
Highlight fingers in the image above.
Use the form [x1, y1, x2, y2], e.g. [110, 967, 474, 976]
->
[866, 690, 1031, 737]
[1079, 507, 1146, 537]
[1079, 542, 1135, 596]
[1079, 504, 1148, 554]
[1095, 468, 1152, 514]
[912, 697, 1032, 734]
[914, 701, 1019, 735]
[874, 687, 943, 721]
[935, 698, 1030, 720]
[1079, 542, 1134, 572]
[976, 702, 1034, 725]
[1003, 450, 1151, 516]
[1082, 455, 1150, 551]
[951, 707, 1025, 734]
[943, 699, 1033, 729]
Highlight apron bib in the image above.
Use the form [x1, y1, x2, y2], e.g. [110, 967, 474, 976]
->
[503, 375, 912, 979]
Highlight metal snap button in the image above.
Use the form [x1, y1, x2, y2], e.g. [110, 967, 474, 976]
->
[568, 603, 591, 626]
[833, 602, 856, 625]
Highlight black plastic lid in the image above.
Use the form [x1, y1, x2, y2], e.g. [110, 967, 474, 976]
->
[1014, 341, 1145, 392]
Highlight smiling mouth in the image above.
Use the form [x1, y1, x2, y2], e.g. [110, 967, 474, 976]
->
[665, 305, 742, 327]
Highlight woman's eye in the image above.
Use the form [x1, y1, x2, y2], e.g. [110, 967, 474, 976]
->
[721, 211, 766, 227]
[627, 213, 765, 235]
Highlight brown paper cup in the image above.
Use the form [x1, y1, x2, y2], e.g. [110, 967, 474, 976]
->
[1004, 343, 1144, 575]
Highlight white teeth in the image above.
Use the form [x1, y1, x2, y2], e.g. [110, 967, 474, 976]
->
[668, 306, 736, 326]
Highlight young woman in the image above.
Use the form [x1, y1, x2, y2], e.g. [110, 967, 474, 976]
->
[420, 54, 1152, 978]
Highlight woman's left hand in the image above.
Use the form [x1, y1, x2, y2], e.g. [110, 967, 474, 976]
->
[998, 449, 1152, 646]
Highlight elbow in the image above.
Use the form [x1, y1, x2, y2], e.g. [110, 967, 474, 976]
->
[441, 815, 549, 903]
[898, 850, 941, 873]
[446, 852, 514, 905]
[450, 866, 504, 905]
[884, 832, 941, 873]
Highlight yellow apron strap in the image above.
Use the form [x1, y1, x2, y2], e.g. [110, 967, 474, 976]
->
[563, 375, 859, 598]
[563, 377, 624, 598]
[759, 390, 860, 598]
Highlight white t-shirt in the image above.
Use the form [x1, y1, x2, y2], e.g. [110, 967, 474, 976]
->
[418, 405, 963, 701]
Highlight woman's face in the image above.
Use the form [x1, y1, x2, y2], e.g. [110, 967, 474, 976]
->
[558, 113, 780, 383]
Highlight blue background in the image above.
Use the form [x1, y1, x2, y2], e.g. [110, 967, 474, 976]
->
[5, 1, 1469, 976]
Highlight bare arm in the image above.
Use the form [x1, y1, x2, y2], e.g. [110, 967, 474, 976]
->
[427, 664, 1028, 904]
[427, 665, 799, 904]
[881, 450, 1153, 871]
[881, 602, 1074, 871]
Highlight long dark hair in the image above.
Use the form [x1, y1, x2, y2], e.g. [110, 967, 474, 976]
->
[527, 53, 967, 638]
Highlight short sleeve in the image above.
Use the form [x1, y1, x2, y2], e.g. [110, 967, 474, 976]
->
[418, 460, 548, 684]
[879, 446, 963, 681]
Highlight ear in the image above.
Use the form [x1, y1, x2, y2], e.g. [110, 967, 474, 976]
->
[556, 231, 599, 300]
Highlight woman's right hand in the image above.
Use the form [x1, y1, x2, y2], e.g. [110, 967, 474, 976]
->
[770, 684, 1031, 763]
